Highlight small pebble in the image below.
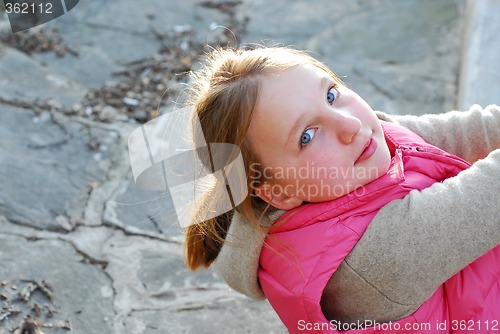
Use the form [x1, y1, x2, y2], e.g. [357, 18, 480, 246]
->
[123, 97, 140, 106]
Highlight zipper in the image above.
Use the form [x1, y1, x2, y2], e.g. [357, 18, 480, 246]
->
[399, 145, 470, 166]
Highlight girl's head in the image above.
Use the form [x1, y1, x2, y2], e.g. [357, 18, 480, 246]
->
[184, 46, 391, 269]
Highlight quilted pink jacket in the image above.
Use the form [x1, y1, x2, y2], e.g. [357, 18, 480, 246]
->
[259, 121, 500, 333]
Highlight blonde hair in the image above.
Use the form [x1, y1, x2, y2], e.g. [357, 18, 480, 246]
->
[183, 46, 342, 270]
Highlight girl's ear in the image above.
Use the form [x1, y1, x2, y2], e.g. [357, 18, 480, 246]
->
[254, 182, 303, 211]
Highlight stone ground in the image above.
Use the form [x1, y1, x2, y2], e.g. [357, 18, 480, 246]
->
[0, 0, 498, 333]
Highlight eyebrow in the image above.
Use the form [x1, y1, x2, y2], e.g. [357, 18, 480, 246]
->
[284, 76, 330, 150]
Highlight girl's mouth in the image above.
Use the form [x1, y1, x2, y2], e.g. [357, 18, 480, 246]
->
[355, 137, 377, 164]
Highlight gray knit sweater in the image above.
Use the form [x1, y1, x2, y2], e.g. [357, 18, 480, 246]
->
[215, 105, 500, 324]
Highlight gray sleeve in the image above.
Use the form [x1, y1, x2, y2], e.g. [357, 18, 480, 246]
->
[377, 104, 500, 163]
[340, 149, 500, 320]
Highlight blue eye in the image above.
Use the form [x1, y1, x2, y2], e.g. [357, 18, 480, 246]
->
[300, 128, 316, 147]
[327, 87, 338, 104]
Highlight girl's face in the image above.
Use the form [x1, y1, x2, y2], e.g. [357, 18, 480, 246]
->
[247, 64, 391, 210]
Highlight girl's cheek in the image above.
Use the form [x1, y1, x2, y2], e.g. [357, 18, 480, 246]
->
[316, 128, 328, 148]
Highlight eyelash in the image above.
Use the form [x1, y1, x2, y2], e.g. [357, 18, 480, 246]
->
[327, 85, 339, 105]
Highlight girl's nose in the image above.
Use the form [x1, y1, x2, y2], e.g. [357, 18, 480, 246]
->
[333, 111, 362, 144]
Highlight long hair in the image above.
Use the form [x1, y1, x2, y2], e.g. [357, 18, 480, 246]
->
[183, 46, 342, 270]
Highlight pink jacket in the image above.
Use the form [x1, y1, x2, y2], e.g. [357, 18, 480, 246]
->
[258, 121, 500, 333]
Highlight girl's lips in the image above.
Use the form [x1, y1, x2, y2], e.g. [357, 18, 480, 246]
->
[355, 138, 377, 164]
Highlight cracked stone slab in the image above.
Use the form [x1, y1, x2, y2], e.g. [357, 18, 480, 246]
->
[103, 172, 184, 241]
[0, 219, 284, 334]
[99, 230, 285, 333]
[0, 105, 126, 231]
[1, 221, 283, 333]
[102, 230, 229, 315]
[27, 0, 245, 92]
[0, 46, 87, 108]
[76, 0, 215, 37]
[125, 298, 287, 334]
[0, 231, 115, 334]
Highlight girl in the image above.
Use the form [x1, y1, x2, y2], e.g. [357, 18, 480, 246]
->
[183, 46, 500, 333]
